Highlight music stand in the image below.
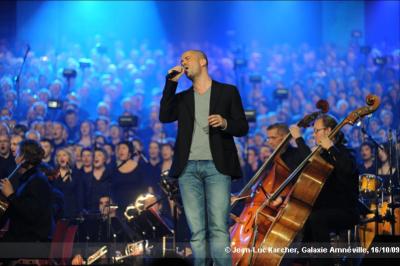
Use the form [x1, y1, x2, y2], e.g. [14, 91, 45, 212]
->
[128, 207, 174, 260]
[131, 208, 173, 240]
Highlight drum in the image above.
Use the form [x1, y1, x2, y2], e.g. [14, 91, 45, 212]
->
[358, 201, 400, 249]
[359, 174, 382, 197]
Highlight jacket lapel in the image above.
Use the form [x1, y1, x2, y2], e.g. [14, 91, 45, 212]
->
[184, 87, 195, 120]
[209, 80, 221, 114]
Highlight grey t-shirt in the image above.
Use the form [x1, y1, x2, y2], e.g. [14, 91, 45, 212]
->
[188, 88, 213, 160]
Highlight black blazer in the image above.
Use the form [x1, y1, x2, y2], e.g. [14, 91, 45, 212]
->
[2, 166, 53, 242]
[159, 79, 249, 179]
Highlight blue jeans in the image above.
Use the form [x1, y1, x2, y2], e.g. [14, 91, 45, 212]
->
[179, 160, 232, 266]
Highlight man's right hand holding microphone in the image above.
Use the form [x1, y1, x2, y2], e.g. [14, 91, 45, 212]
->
[166, 66, 184, 82]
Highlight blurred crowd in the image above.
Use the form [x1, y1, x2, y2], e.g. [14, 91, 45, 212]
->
[0, 35, 399, 215]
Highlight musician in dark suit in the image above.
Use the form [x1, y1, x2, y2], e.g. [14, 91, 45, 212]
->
[0, 139, 53, 258]
[159, 50, 248, 266]
[295, 114, 359, 266]
[72, 195, 136, 265]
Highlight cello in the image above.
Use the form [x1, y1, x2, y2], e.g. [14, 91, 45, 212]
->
[230, 100, 329, 266]
[250, 94, 380, 265]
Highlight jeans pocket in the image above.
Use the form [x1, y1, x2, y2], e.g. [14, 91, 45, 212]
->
[181, 161, 194, 174]
[204, 160, 218, 173]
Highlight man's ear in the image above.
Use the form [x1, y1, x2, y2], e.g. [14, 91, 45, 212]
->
[200, 58, 207, 67]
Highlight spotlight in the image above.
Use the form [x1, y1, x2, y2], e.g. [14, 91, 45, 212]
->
[118, 115, 138, 128]
[79, 58, 92, 69]
[47, 99, 63, 109]
[245, 110, 256, 123]
[373, 57, 387, 66]
[274, 88, 289, 100]
[62, 69, 77, 79]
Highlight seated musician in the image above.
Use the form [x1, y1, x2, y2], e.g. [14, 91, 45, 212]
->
[71, 195, 136, 265]
[231, 123, 310, 207]
[0, 139, 53, 259]
[295, 114, 359, 266]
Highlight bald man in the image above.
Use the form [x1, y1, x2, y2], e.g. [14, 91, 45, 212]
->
[160, 50, 248, 266]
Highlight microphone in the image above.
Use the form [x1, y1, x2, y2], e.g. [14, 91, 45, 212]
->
[166, 70, 181, 80]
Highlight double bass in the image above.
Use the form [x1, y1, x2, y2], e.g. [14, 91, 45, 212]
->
[230, 100, 329, 266]
[250, 95, 380, 265]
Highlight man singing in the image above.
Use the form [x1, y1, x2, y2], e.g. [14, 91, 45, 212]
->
[159, 50, 248, 266]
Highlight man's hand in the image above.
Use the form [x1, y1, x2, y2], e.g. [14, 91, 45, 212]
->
[208, 114, 227, 130]
[318, 134, 334, 150]
[289, 125, 302, 139]
[231, 195, 238, 205]
[71, 254, 84, 265]
[0, 178, 14, 198]
[268, 196, 283, 208]
[167, 66, 184, 82]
